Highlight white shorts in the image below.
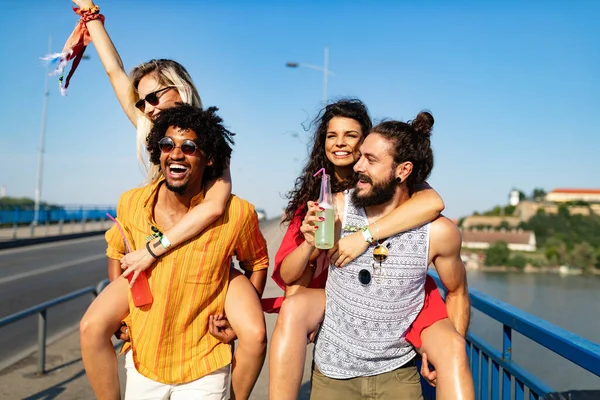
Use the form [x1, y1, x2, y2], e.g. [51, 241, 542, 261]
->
[124, 351, 230, 400]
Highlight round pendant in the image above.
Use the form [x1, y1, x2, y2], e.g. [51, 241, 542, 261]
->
[358, 269, 372, 285]
[373, 244, 389, 263]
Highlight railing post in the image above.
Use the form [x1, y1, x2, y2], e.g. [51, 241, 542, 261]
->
[58, 210, 64, 234]
[36, 310, 47, 375]
[12, 207, 19, 240]
[44, 207, 50, 236]
[95, 280, 109, 296]
[502, 325, 512, 399]
[80, 206, 85, 232]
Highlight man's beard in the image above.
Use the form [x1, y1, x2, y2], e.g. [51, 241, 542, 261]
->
[166, 181, 188, 194]
[351, 172, 396, 208]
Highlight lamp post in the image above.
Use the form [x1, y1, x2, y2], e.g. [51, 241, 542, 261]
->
[32, 35, 90, 232]
[32, 35, 52, 231]
[286, 46, 333, 105]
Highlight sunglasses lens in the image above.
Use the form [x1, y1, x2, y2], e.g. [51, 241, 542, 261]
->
[358, 269, 371, 285]
[181, 141, 198, 155]
[135, 99, 145, 111]
[158, 138, 174, 153]
[146, 93, 160, 106]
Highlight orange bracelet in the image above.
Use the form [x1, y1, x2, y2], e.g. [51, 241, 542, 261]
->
[74, 5, 102, 22]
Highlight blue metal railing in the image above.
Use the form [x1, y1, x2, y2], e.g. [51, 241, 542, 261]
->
[427, 271, 600, 399]
[0, 206, 116, 226]
[0, 279, 109, 375]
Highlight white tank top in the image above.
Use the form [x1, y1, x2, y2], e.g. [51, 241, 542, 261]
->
[314, 190, 430, 379]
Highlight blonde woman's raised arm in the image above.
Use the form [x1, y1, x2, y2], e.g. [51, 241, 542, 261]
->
[72, 0, 137, 125]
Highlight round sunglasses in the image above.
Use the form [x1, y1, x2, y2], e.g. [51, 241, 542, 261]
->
[135, 86, 174, 112]
[158, 137, 200, 156]
[358, 242, 391, 285]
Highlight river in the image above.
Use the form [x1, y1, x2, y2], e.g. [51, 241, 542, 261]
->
[466, 270, 600, 392]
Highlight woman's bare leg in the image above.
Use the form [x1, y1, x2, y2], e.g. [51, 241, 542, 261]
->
[80, 277, 130, 400]
[419, 318, 475, 400]
[269, 288, 325, 400]
[225, 269, 268, 400]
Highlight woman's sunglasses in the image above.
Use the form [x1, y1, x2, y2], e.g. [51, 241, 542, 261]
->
[135, 87, 174, 112]
[358, 242, 391, 285]
[158, 137, 200, 156]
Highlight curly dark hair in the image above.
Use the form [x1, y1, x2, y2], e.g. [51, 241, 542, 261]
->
[283, 99, 372, 233]
[146, 104, 235, 183]
[371, 111, 434, 192]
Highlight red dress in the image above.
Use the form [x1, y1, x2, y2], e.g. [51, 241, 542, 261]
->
[261, 211, 448, 348]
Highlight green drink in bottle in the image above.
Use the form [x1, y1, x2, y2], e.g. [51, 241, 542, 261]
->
[315, 172, 335, 249]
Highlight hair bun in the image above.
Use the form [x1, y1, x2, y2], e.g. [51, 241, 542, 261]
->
[411, 111, 434, 136]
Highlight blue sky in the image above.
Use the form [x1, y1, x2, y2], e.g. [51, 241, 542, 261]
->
[0, 0, 598, 219]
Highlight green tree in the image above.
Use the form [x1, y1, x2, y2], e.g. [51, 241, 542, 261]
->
[503, 205, 516, 215]
[485, 241, 510, 266]
[531, 188, 547, 201]
[498, 221, 511, 230]
[569, 242, 597, 272]
[558, 204, 570, 218]
[508, 254, 527, 269]
[545, 237, 568, 265]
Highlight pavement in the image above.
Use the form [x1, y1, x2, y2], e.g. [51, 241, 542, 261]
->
[0, 218, 313, 400]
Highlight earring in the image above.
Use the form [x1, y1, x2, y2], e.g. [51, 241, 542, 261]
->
[396, 177, 402, 183]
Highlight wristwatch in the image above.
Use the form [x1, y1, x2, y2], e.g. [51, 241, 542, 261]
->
[159, 235, 172, 249]
[361, 227, 375, 245]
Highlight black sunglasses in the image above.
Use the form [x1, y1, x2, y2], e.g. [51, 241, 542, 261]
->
[135, 87, 174, 111]
[158, 137, 200, 156]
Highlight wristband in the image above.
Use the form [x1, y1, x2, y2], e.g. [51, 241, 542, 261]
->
[159, 235, 172, 249]
[361, 227, 375, 245]
[146, 241, 159, 259]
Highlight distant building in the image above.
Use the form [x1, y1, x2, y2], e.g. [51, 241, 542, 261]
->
[0, 186, 5, 199]
[509, 190, 520, 206]
[461, 228, 537, 252]
[545, 188, 600, 203]
[461, 215, 521, 229]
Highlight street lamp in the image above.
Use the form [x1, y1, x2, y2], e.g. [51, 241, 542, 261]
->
[286, 47, 334, 105]
[32, 35, 52, 230]
[32, 35, 90, 230]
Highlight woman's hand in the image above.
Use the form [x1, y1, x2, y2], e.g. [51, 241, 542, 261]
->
[327, 230, 369, 268]
[420, 353, 437, 387]
[208, 314, 237, 344]
[72, 0, 95, 9]
[120, 247, 157, 286]
[300, 201, 324, 247]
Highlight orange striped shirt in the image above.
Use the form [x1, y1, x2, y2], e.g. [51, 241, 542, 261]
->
[105, 179, 269, 384]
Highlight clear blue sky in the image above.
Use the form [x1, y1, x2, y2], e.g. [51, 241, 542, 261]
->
[1, 0, 599, 219]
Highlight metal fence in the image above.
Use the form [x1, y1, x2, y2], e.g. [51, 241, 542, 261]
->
[0, 279, 109, 375]
[427, 271, 600, 400]
[0, 206, 116, 226]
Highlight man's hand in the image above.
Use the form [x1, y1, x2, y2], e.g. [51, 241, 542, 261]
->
[208, 314, 237, 344]
[420, 353, 437, 387]
[327, 231, 369, 267]
[114, 322, 130, 342]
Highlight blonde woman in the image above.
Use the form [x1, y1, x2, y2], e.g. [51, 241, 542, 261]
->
[73, 2, 267, 399]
